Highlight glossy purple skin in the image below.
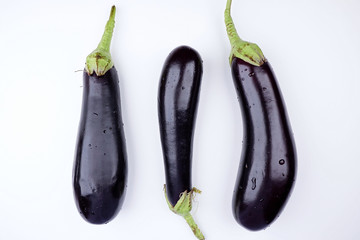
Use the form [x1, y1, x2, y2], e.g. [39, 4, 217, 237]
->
[158, 46, 203, 207]
[231, 58, 297, 231]
[73, 67, 127, 224]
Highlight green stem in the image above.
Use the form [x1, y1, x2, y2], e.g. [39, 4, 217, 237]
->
[164, 186, 205, 240]
[224, 0, 266, 66]
[85, 5, 116, 76]
[184, 213, 205, 240]
[225, 0, 239, 49]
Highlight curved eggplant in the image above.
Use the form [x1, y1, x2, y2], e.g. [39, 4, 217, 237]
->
[158, 46, 204, 239]
[225, 0, 297, 231]
[231, 58, 296, 230]
[73, 6, 127, 224]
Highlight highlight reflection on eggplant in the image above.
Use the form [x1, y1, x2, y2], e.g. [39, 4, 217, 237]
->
[73, 6, 127, 224]
[225, 0, 297, 231]
[158, 46, 204, 240]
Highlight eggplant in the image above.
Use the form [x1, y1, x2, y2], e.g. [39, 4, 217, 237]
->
[158, 46, 204, 239]
[73, 6, 127, 224]
[224, 0, 297, 231]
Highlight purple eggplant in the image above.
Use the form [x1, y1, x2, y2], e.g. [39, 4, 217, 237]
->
[225, 0, 297, 231]
[158, 46, 204, 239]
[73, 6, 127, 224]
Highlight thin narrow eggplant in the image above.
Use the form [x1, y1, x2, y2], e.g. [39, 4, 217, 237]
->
[224, 0, 297, 231]
[73, 6, 127, 224]
[158, 46, 204, 239]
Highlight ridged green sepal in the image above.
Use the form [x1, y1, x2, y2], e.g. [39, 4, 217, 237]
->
[164, 186, 205, 240]
[85, 6, 116, 76]
[224, 0, 266, 66]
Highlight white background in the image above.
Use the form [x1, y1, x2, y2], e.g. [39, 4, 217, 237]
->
[0, 0, 359, 239]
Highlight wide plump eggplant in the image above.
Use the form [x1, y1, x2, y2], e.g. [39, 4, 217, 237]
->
[73, 6, 127, 224]
[158, 46, 204, 240]
[225, 0, 297, 231]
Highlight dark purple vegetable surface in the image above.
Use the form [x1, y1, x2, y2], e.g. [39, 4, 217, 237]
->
[158, 46, 203, 206]
[225, 0, 297, 231]
[231, 58, 296, 230]
[158, 45, 204, 239]
[73, 68, 127, 224]
[73, 6, 127, 225]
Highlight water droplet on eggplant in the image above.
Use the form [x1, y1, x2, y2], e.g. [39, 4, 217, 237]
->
[251, 177, 256, 190]
[279, 159, 285, 165]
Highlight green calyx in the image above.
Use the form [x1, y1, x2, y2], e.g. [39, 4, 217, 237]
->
[85, 5, 116, 76]
[224, 0, 266, 66]
[164, 186, 205, 240]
